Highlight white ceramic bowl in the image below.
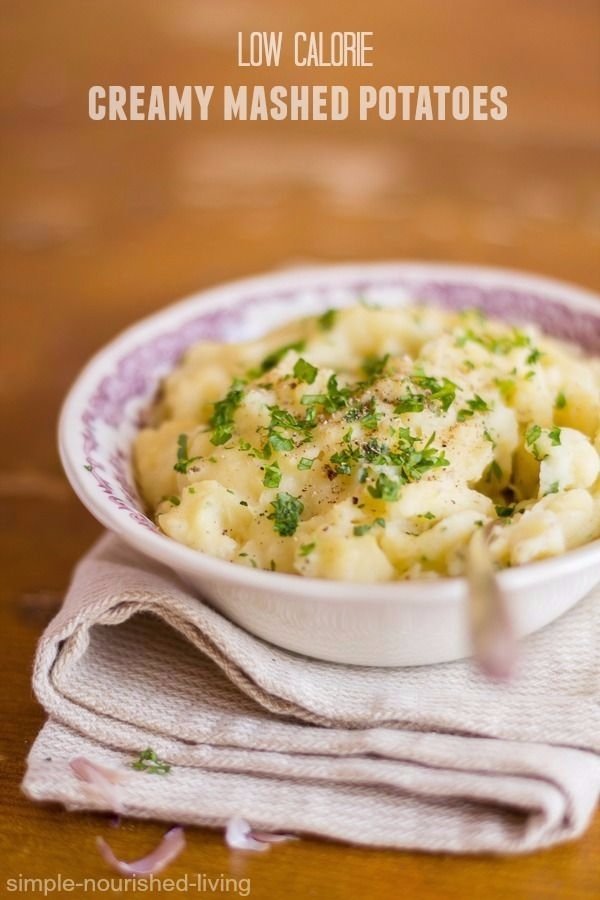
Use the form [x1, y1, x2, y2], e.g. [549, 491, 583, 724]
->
[59, 263, 600, 666]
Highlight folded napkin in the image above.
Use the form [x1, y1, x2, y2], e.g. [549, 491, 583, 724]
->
[23, 535, 600, 854]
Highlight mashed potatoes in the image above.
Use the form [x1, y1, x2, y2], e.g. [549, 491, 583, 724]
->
[134, 304, 600, 581]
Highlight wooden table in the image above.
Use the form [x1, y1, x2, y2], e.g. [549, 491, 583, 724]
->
[1, 2, 599, 896]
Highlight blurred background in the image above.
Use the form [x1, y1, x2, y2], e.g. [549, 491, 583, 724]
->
[0, 0, 599, 531]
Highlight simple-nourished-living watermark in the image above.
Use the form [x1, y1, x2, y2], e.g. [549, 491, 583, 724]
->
[5, 873, 251, 895]
[88, 30, 508, 123]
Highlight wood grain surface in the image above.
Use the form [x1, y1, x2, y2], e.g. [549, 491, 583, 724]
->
[1, 2, 599, 897]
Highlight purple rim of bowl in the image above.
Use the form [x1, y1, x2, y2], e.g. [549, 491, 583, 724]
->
[60, 263, 600, 592]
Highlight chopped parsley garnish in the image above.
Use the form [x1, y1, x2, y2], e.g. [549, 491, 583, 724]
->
[525, 424, 549, 461]
[344, 397, 382, 430]
[299, 542, 316, 556]
[368, 473, 401, 502]
[301, 374, 351, 413]
[456, 327, 531, 355]
[166, 495, 180, 506]
[131, 748, 171, 776]
[548, 425, 562, 446]
[298, 457, 314, 470]
[419, 511, 436, 520]
[409, 374, 457, 412]
[362, 353, 390, 381]
[524, 423, 559, 460]
[526, 348, 543, 365]
[485, 460, 503, 482]
[495, 505, 515, 518]
[259, 341, 306, 374]
[354, 518, 386, 537]
[325, 374, 352, 409]
[392, 429, 450, 481]
[361, 410, 382, 430]
[174, 433, 202, 473]
[394, 373, 457, 416]
[269, 406, 313, 432]
[317, 308, 337, 331]
[467, 394, 491, 412]
[209, 379, 245, 446]
[83, 464, 93, 472]
[264, 405, 316, 454]
[546, 481, 560, 495]
[456, 394, 491, 421]
[263, 462, 282, 488]
[353, 517, 386, 537]
[268, 492, 304, 536]
[394, 392, 425, 414]
[330, 428, 449, 487]
[300, 392, 328, 406]
[330, 445, 359, 475]
[293, 357, 318, 385]
[555, 391, 567, 410]
[268, 432, 294, 453]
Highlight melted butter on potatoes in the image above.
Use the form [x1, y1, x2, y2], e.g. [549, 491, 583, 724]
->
[134, 305, 600, 580]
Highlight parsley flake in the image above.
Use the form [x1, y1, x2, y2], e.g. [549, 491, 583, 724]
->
[526, 348, 543, 365]
[209, 379, 245, 446]
[264, 405, 316, 454]
[525, 424, 542, 447]
[456, 394, 491, 421]
[268, 492, 304, 536]
[299, 542, 316, 556]
[174, 433, 201, 473]
[555, 391, 567, 410]
[317, 309, 337, 331]
[259, 341, 306, 374]
[263, 462, 282, 488]
[131, 748, 171, 776]
[408, 374, 457, 413]
[293, 357, 318, 385]
[353, 518, 386, 537]
[362, 353, 390, 381]
[394, 392, 426, 415]
[548, 426, 562, 446]
[525, 424, 548, 460]
[368, 473, 401, 502]
[486, 460, 503, 482]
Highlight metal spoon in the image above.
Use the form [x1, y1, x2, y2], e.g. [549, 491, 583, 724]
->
[466, 523, 517, 679]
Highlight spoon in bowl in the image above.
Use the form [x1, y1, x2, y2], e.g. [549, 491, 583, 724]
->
[466, 523, 517, 679]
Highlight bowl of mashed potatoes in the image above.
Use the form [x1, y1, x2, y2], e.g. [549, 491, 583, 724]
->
[59, 263, 600, 665]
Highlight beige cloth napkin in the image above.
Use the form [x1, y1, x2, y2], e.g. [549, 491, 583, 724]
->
[23, 534, 600, 854]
